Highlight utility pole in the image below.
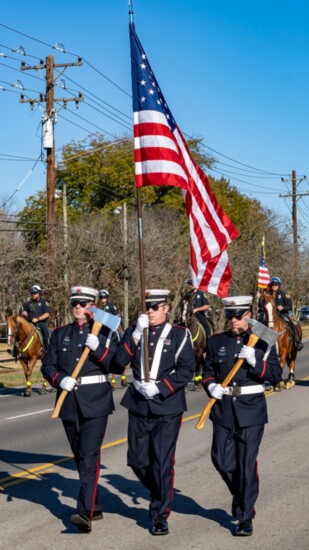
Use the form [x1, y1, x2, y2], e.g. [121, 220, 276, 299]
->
[62, 181, 69, 323]
[20, 55, 83, 279]
[280, 170, 308, 310]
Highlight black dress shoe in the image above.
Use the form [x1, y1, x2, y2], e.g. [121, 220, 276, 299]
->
[92, 511, 103, 521]
[297, 342, 304, 351]
[234, 519, 253, 536]
[70, 512, 92, 533]
[231, 497, 240, 524]
[151, 517, 169, 535]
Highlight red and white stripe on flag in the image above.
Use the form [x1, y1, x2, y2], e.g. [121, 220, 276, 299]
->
[130, 22, 239, 297]
[134, 110, 238, 296]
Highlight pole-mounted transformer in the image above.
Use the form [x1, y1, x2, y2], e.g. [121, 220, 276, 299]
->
[42, 113, 54, 149]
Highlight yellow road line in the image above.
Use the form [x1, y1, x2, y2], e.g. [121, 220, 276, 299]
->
[1, 379, 308, 489]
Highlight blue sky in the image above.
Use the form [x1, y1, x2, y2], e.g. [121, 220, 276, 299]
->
[0, 1, 308, 243]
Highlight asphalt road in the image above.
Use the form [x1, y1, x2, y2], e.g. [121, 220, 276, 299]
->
[0, 343, 308, 550]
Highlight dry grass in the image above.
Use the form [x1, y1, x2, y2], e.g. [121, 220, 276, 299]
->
[0, 343, 44, 388]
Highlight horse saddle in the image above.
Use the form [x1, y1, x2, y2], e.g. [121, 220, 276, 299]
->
[33, 326, 45, 349]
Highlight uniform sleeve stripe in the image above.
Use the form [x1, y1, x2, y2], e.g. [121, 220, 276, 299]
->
[202, 376, 215, 386]
[98, 349, 108, 362]
[259, 361, 267, 378]
[124, 342, 134, 356]
[52, 373, 60, 386]
[163, 377, 174, 393]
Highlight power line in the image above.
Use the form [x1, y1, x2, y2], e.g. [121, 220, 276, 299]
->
[57, 110, 122, 140]
[55, 71, 132, 120]
[0, 154, 43, 209]
[0, 22, 131, 97]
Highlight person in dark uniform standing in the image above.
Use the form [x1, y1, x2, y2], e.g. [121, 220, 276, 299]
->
[41, 286, 121, 533]
[259, 277, 303, 351]
[202, 296, 282, 537]
[22, 284, 50, 350]
[98, 289, 119, 316]
[112, 289, 195, 536]
[186, 279, 212, 338]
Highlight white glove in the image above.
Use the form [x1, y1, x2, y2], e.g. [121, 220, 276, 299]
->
[132, 313, 149, 341]
[85, 333, 99, 351]
[208, 382, 225, 400]
[139, 382, 160, 399]
[238, 345, 256, 367]
[60, 376, 76, 391]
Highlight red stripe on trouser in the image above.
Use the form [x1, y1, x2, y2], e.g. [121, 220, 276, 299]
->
[211, 424, 264, 521]
[127, 412, 182, 520]
[89, 454, 101, 520]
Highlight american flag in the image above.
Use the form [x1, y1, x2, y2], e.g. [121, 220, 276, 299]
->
[130, 23, 238, 297]
[257, 239, 271, 288]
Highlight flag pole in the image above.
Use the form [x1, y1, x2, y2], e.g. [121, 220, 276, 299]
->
[129, 1, 150, 381]
[136, 188, 150, 382]
[128, 0, 134, 23]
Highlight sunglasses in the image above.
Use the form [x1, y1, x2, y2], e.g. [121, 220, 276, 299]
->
[225, 312, 247, 321]
[71, 300, 90, 308]
[146, 303, 165, 311]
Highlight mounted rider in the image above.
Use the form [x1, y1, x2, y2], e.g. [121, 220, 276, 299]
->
[259, 277, 303, 351]
[186, 279, 213, 338]
[22, 285, 51, 351]
[98, 289, 119, 316]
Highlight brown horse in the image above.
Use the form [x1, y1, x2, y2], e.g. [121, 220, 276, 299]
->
[262, 293, 302, 389]
[177, 296, 208, 388]
[6, 314, 47, 396]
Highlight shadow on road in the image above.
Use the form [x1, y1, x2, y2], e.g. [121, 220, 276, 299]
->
[0, 450, 231, 534]
[104, 473, 231, 531]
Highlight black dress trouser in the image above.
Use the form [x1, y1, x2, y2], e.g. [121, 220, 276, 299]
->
[211, 422, 264, 521]
[127, 410, 182, 520]
[63, 410, 108, 518]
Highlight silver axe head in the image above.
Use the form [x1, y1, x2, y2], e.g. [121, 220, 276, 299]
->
[247, 318, 279, 347]
[87, 307, 121, 332]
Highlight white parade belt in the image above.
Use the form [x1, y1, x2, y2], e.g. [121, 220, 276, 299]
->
[76, 375, 107, 385]
[226, 384, 264, 396]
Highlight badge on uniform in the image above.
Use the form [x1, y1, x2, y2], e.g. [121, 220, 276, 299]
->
[218, 346, 226, 356]
[164, 339, 171, 345]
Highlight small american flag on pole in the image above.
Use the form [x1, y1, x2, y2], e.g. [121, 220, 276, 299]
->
[257, 237, 271, 288]
[130, 23, 238, 297]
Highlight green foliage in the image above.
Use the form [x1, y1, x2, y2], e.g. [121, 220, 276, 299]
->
[16, 133, 217, 243]
[16, 191, 47, 248]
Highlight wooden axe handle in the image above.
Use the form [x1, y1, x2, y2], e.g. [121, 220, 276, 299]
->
[195, 333, 259, 430]
[51, 320, 102, 419]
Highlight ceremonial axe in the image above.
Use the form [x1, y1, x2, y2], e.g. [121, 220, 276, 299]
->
[195, 318, 279, 430]
[51, 308, 121, 419]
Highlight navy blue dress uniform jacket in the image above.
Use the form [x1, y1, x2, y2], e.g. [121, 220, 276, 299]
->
[41, 321, 121, 421]
[23, 297, 51, 319]
[202, 329, 282, 429]
[113, 322, 195, 416]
